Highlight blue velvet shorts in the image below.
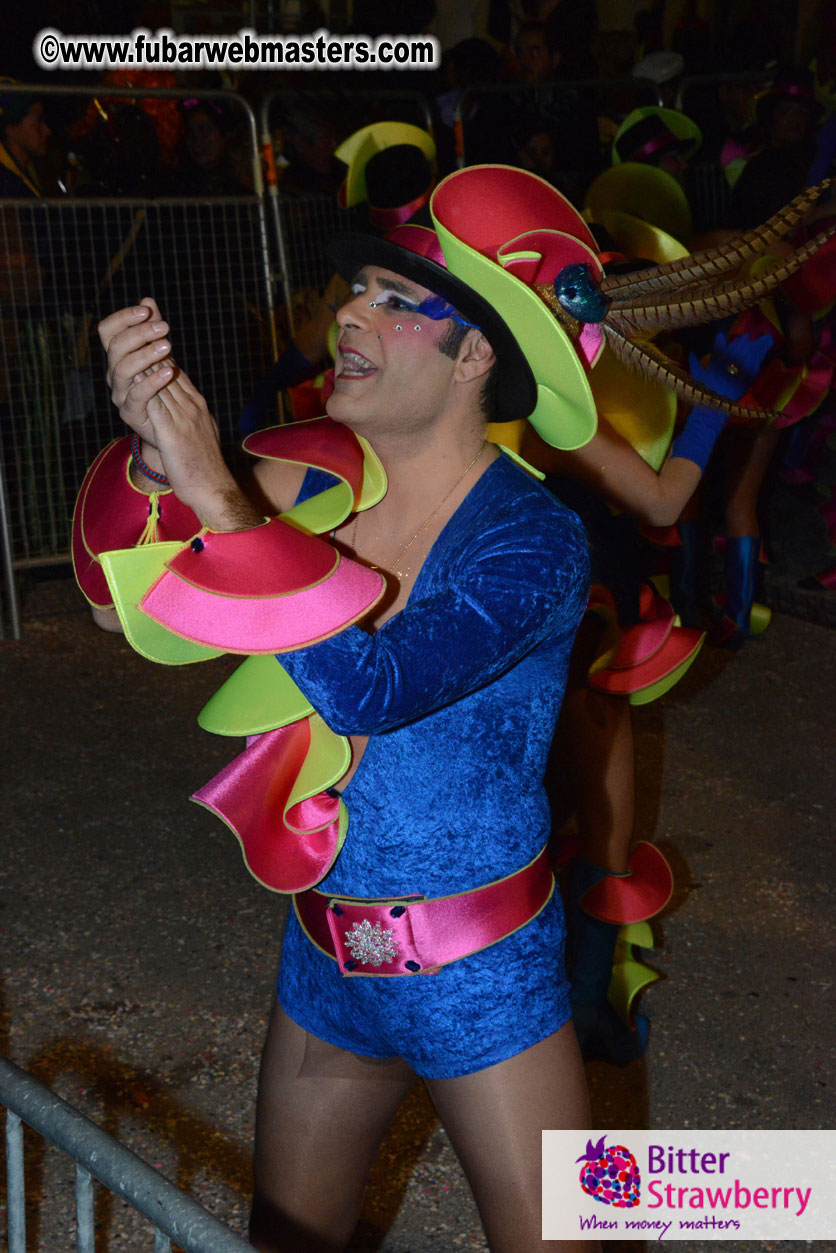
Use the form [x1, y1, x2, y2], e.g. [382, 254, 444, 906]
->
[277, 894, 571, 1079]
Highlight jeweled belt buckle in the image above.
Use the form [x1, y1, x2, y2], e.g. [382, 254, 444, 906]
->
[326, 895, 426, 976]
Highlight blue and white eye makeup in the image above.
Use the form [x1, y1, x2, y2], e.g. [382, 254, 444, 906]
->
[349, 274, 482, 333]
[350, 276, 417, 311]
[411, 294, 481, 331]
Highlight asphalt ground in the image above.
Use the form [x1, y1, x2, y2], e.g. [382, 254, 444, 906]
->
[2, 458, 835, 1251]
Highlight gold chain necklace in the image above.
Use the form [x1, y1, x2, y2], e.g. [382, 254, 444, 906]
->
[351, 442, 487, 580]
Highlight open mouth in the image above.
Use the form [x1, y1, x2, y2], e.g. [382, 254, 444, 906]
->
[338, 348, 377, 379]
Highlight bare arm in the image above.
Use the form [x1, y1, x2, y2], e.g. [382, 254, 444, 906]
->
[91, 604, 126, 632]
[522, 418, 701, 527]
[522, 331, 774, 527]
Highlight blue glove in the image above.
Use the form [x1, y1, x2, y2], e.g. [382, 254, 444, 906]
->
[670, 331, 774, 470]
[688, 330, 774, 402]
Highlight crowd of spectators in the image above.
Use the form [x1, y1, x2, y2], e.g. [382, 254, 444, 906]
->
[1, 1, 832, 214]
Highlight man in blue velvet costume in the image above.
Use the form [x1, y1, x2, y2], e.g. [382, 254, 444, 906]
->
[92, 213, 595, 1252]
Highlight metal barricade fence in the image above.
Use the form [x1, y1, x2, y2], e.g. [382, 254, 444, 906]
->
[1, 1055, 252, 1252]
[689, 161, 731, 232]
[0, 85, 276, 640]
[0, 197, 273, 552]
[269, 192, 366, 338]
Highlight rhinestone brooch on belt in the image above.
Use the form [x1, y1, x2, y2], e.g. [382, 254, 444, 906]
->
[344, 919, 400, 966]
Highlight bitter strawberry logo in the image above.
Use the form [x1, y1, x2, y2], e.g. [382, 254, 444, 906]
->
[577, 1136, 641, 1207]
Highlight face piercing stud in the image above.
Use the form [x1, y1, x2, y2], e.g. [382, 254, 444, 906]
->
[369, 300, 377, 308]
[413, 324, 422, 331]
[395, 324, 403, 332]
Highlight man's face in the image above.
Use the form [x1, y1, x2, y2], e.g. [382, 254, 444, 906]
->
[518, 30, 554, 82]
[769, 99, 812, 148]
[6, 103, 51, 160]
[517, 130, 555, 174]
[186, 108, 225, 168]
[327, 265, 464, 434]
[657, 148, 689, 181]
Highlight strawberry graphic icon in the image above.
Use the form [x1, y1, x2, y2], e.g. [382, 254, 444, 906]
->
[577, 1136, 641, 1207]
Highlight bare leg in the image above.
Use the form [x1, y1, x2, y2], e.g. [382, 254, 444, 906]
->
[249, 1000, 415, 1252]
[555, 616, 635, 873]
[426, 1023, 597, 1253]
[560, 686, 635, 872]
[725, 424, 781, 537]
[553, 618, 658, 1063]
[714, 425, 781, 642]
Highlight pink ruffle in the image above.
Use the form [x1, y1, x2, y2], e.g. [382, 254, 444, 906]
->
[587, 583, 704, 697]
[72, 437, 200, 606]
[193, 721, 344, 892]
[140, 542, 384, 654]
[243, 415, 366, 495]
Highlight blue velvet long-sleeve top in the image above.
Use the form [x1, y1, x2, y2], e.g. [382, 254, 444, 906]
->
[279, 452, 590, 900]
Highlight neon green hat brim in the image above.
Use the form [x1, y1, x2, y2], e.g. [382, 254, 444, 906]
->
[588, 207, 688, 266]
[336, 121, 436, 207]
[585, 161, 694, 246]
[432, 219, 598, 451]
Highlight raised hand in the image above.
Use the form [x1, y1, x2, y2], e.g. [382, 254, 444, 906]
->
[689, 331, 774, 403]
[98, 298, 177, 446]
[98, 299, 259, 529]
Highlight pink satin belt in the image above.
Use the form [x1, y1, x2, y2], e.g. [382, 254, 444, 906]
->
[293, 847, 554, 977]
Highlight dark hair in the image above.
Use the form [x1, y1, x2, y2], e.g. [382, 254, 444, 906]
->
[436, 318, 468, 361]
[478, 359, 500, 423]
[0, 90, 36, 138]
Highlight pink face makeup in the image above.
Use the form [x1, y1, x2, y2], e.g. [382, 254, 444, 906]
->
[363, 288, 423, 338]
[361, 296, 425, 346]
[333, 265, 476, 391]
[365, 290, 478, 329]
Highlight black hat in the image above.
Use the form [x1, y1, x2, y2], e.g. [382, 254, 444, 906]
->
[756, 69, 823, 127]
[613, 107, 702, 166]
[364, 144, 434, 226]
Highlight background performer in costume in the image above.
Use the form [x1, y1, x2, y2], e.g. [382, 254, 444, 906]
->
[524, 330, 771, 1064]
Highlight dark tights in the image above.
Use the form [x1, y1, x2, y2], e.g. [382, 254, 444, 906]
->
[249, 1001, 595, 1253]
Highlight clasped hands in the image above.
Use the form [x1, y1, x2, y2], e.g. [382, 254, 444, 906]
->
[98, 298, 256, 528]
